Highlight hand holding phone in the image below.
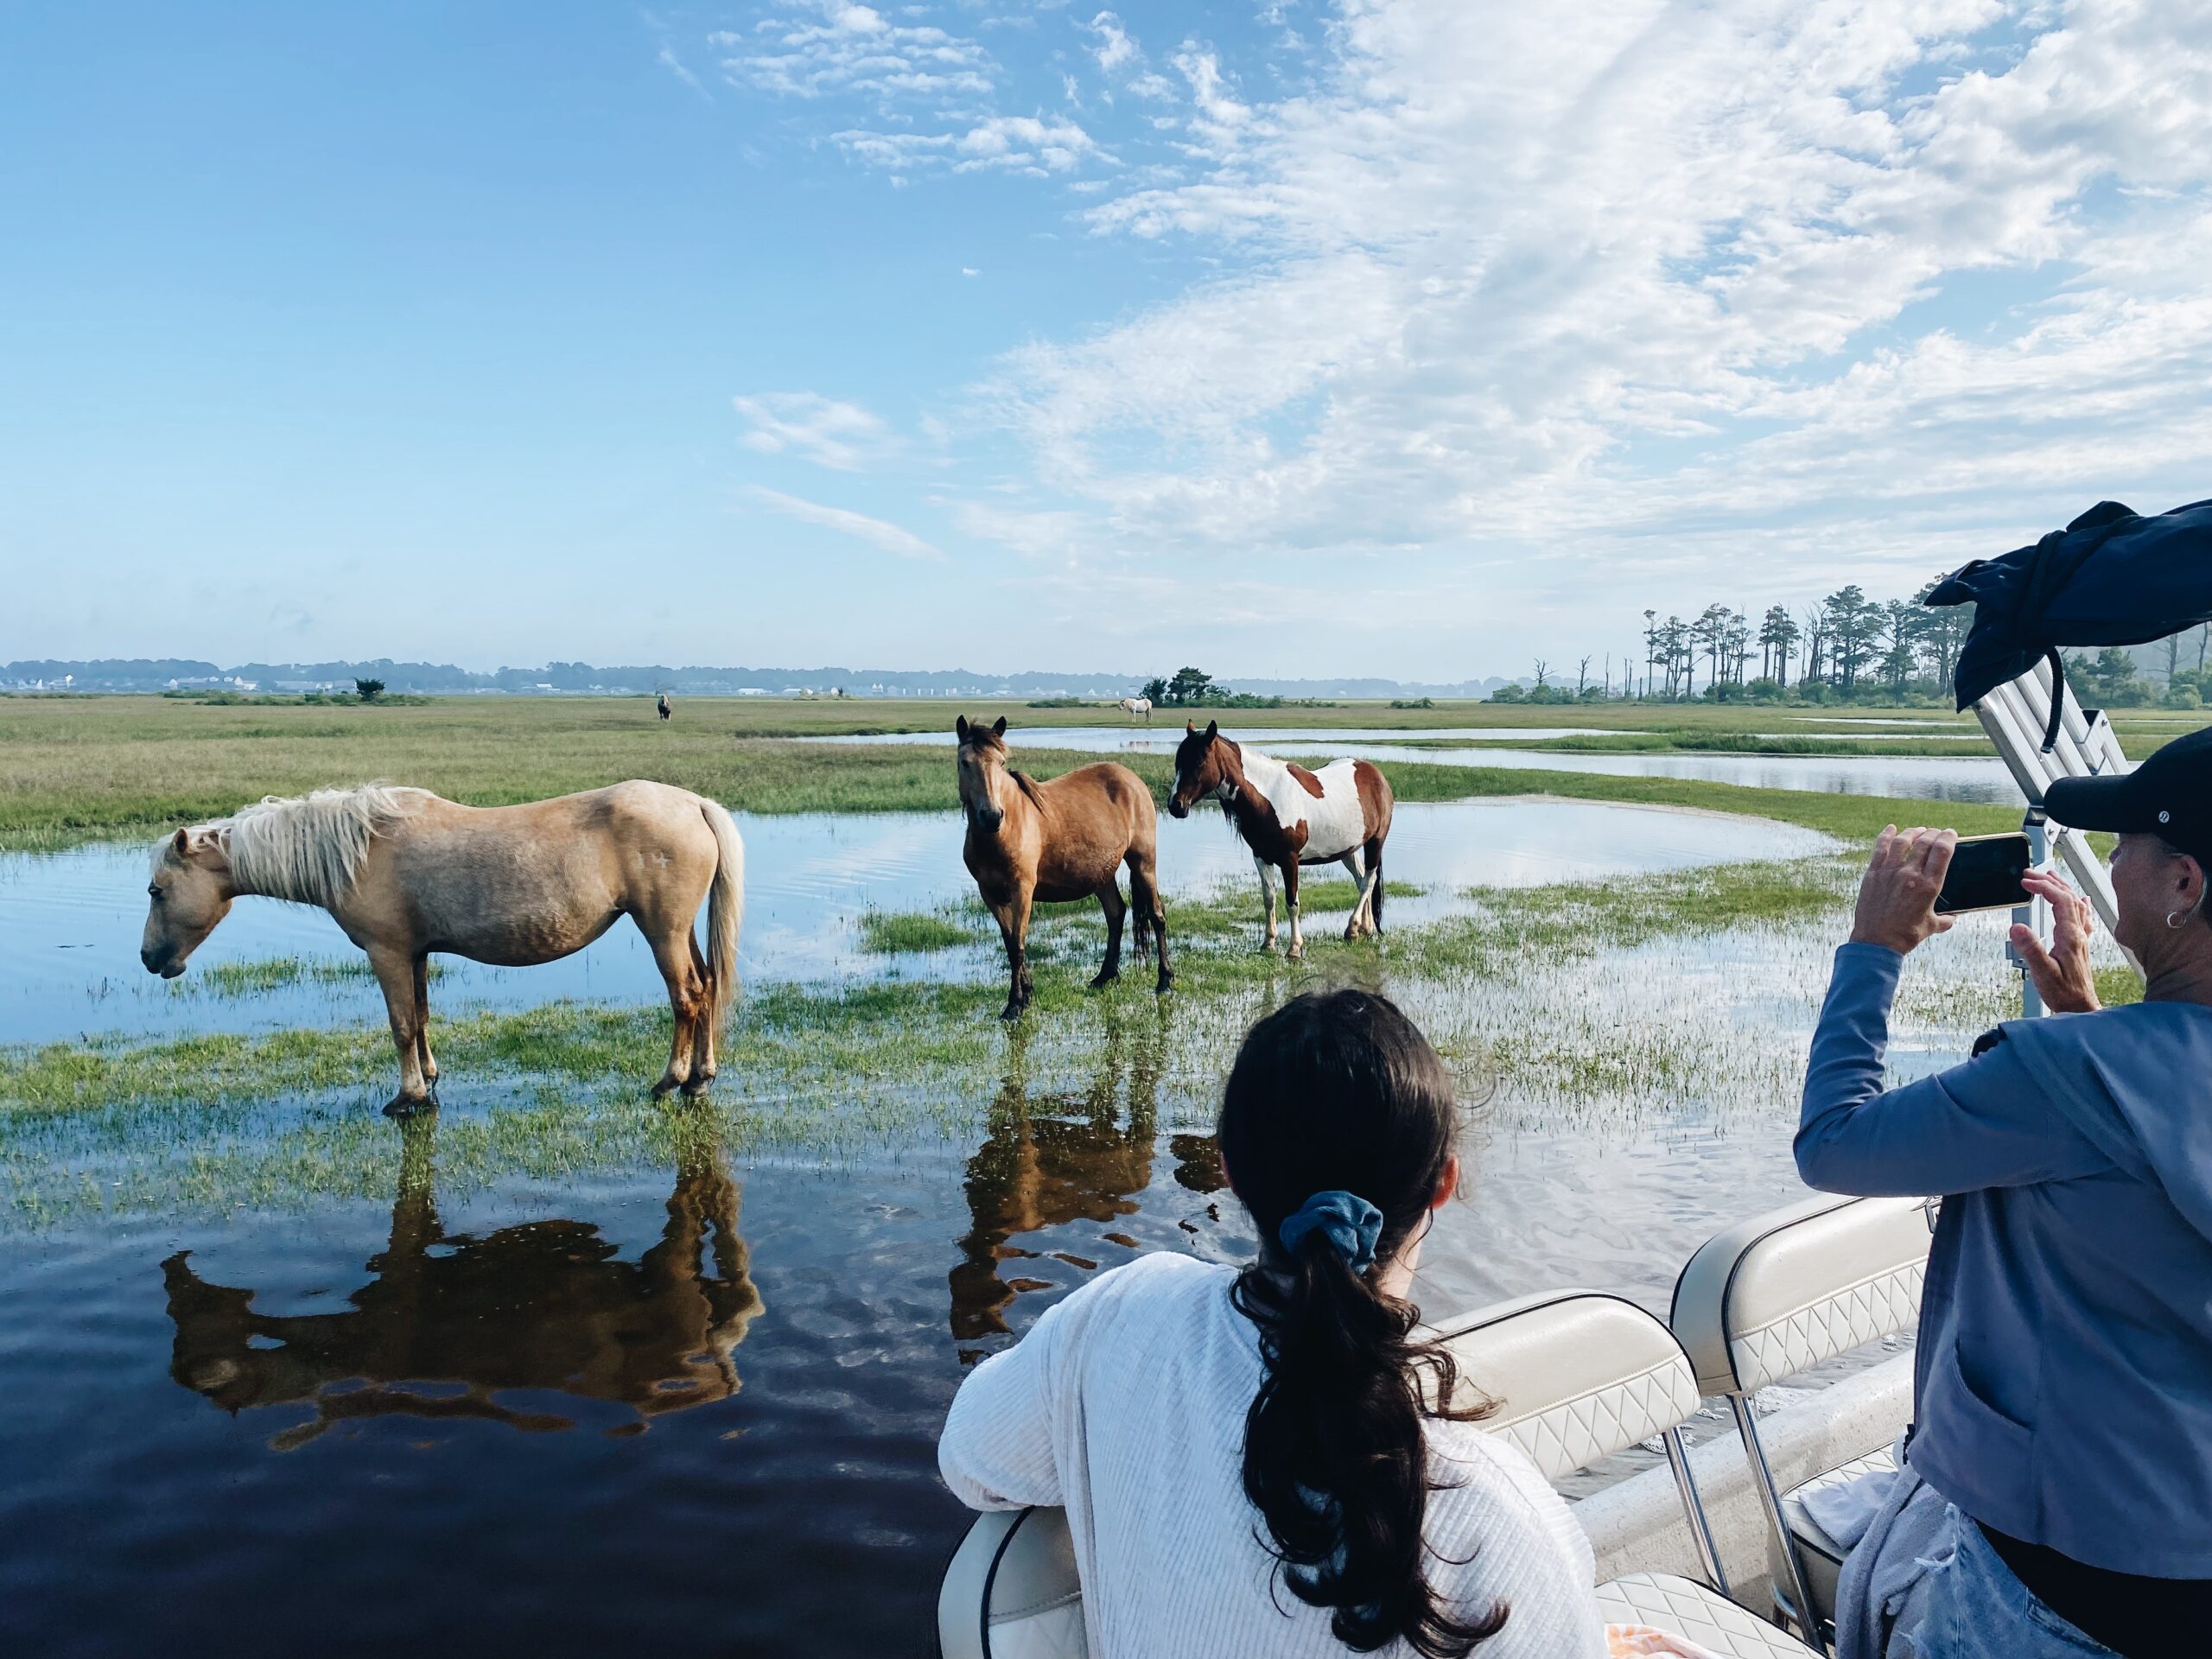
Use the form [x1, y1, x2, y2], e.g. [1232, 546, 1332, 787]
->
[2011, 869, 2101, 1014]
[1935, 832, 2033, 914]
[1850, 826, 1958, 956]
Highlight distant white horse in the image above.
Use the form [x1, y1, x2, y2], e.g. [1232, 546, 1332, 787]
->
[1118, 696, 1153, 723]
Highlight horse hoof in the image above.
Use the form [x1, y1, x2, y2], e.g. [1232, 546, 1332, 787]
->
[383, 1094, 434, 1118]
[651, 1076, 682, 1100]
[1155, 973, 1174, 995]
[681, 1077, 713, 1098]
[1089, 971, 1120, 990]
[1000, 1003, 1026, 1021]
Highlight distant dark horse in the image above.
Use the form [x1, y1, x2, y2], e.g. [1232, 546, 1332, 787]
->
[658, 693, 672, 721]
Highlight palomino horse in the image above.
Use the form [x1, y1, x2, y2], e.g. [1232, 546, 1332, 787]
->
[1118, 696, 1153, 723]
[956, 715, 1172, 1020]
[140, 781, 743, 1112]
[1167, 720, 1394, 958]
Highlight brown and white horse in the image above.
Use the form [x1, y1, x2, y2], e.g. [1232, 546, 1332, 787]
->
[141, 781, 742, 1112]
[1167, 720, 1393, 958]
[956, 715, 1173, 1019]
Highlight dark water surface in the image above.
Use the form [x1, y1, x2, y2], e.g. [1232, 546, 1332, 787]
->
[0, 998, 1851, 1658]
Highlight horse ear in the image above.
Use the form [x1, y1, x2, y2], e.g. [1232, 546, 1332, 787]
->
[992, 715, 1007, 736]
[171, 829, 190, 857]
[1185, 720, 1196, 734]
[956, 715, 969, 741]
[1205, 720, 1218, 739]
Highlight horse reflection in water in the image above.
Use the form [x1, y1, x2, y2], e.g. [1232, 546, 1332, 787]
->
[162, 1116, 763, 1447]
[950, 1007, 1226, 1349]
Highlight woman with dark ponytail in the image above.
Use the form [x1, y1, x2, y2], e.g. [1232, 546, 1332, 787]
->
[941, 989, 1604, 1657]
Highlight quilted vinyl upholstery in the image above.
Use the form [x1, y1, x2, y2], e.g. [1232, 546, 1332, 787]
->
[1595, 1574, 1820, 1659]
[1725, 1260, 1923, 1393]
[982, 1603, 1086, 1659]
[1488, 1353, 1704, 1482]
[1778, 1445, 1900, 1628]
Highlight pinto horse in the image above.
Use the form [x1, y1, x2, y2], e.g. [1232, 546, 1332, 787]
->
[141, 782, 743, 1112]
[956, 715, 1172, 1019]
[1118, 696, 1153, 723]
[1167, 720, 1393, 958]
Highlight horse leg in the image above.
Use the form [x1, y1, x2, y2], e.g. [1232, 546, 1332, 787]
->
[647, 928, 707, 1099]
[1129, 852, 1173, 994]
[686, 931, 717, 1091]
[1366, 838, 1387, 935]
[1255, 855, 1279, 950]
[412, 956, 438, 1084]
[1091, 880, 1125, 989]
[992, 891, 1034, 1020]
[370, 948, 433, 1116]
[1284, 862, 1306, 961]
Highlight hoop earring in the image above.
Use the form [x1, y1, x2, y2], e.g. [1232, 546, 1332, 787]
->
[2169, 910, 2192, 930]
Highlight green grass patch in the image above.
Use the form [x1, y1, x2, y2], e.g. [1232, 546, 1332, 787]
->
[858, 911, 983, 954]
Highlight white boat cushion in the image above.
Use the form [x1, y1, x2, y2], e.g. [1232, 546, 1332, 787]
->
[1594, 1573, 1821, 1659]
[1672, 1195, 1930, 1395]
[983, 1601, 1086, 1659]
[1778, 1445, 1899, 1628]
[1437, 1291, 1705, 1481]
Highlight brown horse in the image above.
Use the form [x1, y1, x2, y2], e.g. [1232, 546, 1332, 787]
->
[1167, 720, 1394, 958]
[140, 781, 742, 1113]
[956, 715, 1172, 1019]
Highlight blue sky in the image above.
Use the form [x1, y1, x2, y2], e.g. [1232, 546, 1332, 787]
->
[4, 2, 2210, 681]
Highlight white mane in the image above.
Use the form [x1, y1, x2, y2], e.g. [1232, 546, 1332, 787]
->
[167, 785, 428, 906]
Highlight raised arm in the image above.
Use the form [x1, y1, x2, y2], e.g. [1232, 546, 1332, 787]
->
[1796, 828, 2107, 1194]
[1796, 942, 2105, 1194]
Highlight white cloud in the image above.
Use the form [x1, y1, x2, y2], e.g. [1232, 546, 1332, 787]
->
[733, 393, 890, 472]
[1085, 11, 1139, 73]
[715, 3, 994, 102]
[747, 486, 944, 559]
[967, 0, 2212, 647]
[833, 113, 1108, 175]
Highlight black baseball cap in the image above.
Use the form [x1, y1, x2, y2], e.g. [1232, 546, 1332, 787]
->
[2045, 725, 2212, 862]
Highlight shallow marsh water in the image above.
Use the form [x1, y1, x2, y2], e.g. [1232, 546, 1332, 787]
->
[823, 725, 2018, 803]
[0, 799, 1827, 1046]
[0, 795, 2058, 1657]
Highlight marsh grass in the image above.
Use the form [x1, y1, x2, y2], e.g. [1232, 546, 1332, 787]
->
[185, 957, 448, 996]
[1, 691, 2049, 852]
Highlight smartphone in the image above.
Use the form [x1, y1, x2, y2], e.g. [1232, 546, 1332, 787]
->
[1936, 832, 2033, 914]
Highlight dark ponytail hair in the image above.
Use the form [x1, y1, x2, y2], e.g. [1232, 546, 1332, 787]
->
[1221, 989, 1503, 1656]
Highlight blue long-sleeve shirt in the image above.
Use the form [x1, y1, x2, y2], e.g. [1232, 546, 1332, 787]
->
[1798, 943, 2212, 1577]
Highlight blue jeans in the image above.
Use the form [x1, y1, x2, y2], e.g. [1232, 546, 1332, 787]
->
[1916, 1505, 2122, 1657]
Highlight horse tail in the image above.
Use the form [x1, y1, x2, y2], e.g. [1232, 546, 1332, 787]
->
[700, 797, 745, 1029]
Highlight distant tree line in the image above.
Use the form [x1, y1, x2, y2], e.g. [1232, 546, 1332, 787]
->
[1495, 579, 2212, 709]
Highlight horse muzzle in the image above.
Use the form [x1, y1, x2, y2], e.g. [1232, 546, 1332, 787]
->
[141, 948, 183, 978]
[972, 808, 1005, 835]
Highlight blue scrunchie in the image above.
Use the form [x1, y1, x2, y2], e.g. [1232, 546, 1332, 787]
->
[1277, 1190, 1383, 1274]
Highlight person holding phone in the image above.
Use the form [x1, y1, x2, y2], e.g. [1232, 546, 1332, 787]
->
[1796, 726, 2212, 1657]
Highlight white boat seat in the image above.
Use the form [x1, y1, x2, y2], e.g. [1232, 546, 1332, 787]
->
[938, 1506, 1086, 1659]
[1779, 1446, 1898, 1631]
[1597, 1573, 1821, 1659]
[1671, 1193, 1931, 1645]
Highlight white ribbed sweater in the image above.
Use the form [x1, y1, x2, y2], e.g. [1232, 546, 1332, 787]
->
[939, 1252, 1606, 1659]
